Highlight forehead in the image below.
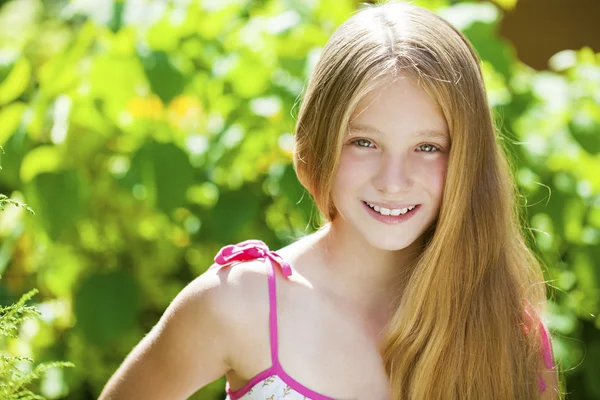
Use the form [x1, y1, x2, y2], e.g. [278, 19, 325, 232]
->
[349, 76, 449, 137]
[348, 123, 449, 141]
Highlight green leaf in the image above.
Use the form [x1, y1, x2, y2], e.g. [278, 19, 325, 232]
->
[584, 340, 600, 398]
[279, 164, 304, 205]
[37, 22, 96, 97]
[0, 288, 39, 338]
[0, 128, 29, 188]
[19, 145, 63, 184]
[196, 3, 245, 41]
[88, 54, 142, 123]
[140, 51, 187, 104]
[564, 197, 586, 243]
[119, 141, 195, 214]
[199, 185, 261, 243]
[569, 248, 600, 315]
[0, 58, 31, 106]
[26, 170, 90, 239]
[0, 101, 26, 146]
[153, 143, 195, 213]
[107, 0, 125, 33]
[569, 104, 600, 155]
[74, 270, 140, 346]
[186, 182, 219, 208]
[228, 53, 271, 98]
[145, 17, 181, 52]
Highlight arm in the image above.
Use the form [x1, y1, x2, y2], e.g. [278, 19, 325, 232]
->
[99, 270, 234, 400]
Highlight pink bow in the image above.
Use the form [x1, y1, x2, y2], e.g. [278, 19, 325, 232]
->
[213, 239, 292, 277]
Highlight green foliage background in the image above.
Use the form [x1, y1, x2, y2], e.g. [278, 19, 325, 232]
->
[0, 0, 599, 398]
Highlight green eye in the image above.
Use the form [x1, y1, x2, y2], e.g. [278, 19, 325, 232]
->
[418, 144, 440, 153]
[353, 139, 374, 148]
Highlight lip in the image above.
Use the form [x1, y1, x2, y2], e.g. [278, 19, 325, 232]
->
[362, 201, 421, 224]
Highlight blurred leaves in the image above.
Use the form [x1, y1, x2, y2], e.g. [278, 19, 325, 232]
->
[0, 58, 31, 106]
[26, 170, 90, 240]
[119, 140, 194, 214]
[74, 270, 141, 346]
[140, 51, 187, 105]
[0, 0, 598, 399]
[0, 102, 26, 147]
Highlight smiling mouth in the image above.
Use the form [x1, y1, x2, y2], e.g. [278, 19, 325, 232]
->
[363, 201, 419, 216]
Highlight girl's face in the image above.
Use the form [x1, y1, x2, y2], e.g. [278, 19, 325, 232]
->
[330, 76, 450, 251]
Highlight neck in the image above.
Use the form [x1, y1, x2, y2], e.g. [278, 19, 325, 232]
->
[310, 219, 426, 317]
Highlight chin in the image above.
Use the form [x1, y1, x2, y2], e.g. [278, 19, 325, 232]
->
[363, 232, 418, 252]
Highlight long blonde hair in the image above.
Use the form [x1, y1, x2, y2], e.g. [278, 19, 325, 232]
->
[293, 2, 553, 399]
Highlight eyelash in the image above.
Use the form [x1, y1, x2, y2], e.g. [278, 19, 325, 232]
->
[351, 138, 441, 153]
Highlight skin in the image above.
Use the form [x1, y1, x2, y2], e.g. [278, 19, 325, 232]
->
[311, 74, 450, 314]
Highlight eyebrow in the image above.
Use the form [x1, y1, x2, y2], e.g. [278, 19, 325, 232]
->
[348, 123, 449, 140]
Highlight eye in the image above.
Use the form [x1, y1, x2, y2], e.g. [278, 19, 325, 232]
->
[417, 143, 440, 153]
[351, 138, 375, 148]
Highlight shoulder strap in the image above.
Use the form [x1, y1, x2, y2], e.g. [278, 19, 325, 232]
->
[212, 240, 293, 366]
[522, 301, 554, 369]
[523, 300, 555, 392]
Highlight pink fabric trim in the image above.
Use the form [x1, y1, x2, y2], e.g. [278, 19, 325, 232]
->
[523, 304, 555, 370]
[539, 320, 554, 370]
[523, 301, 555, 393]
[214, 240, 336, 400]
[267, 256, 280, 367]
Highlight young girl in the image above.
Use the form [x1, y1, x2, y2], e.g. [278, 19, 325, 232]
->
[100, 2, 559, 399]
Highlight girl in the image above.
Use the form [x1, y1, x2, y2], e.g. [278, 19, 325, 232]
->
[100, 2, 559, 399]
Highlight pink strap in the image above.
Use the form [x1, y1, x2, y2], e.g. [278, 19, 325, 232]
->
[523, 301, 555, 392]
[213, 240, 292, 366]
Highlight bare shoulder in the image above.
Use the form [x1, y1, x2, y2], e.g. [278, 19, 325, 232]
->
[198, 259, 273, 318]
[160, 259, 272, 336]
[164, 257, 277, 365]
[201, 258, 277, 374]
[98, 259, 274, 400]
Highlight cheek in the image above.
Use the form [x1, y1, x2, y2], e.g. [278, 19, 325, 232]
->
[331, 151, 370, 205]
[410, 154, 446, 184]
[334, 151, 372, 185]
[422, 157, 447, 196]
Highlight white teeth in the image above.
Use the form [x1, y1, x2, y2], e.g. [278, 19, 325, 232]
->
[366, 202, 416, 216]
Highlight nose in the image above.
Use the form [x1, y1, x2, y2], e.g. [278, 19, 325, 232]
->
[372, 153, 414, 194]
